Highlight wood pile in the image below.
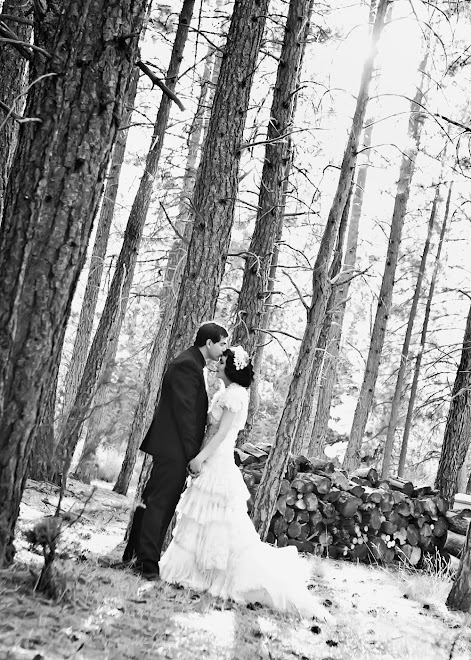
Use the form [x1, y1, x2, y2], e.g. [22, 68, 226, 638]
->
[236, 446, 449, 567]
[443, 507, 471, 561]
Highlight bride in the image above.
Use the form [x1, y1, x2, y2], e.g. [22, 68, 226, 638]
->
[160, 346, 330, 620]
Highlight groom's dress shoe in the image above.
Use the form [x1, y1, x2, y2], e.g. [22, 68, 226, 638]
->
[132, 561, 161, 582]
[141, 571, 161, 582]
[108, 560, 134, 570]
[98, 557, 133, 569]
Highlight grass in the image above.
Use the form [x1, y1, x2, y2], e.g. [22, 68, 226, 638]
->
[0, 559, 330, 660]
[389, 549, 456, 612]
[4, 477, 471, 660]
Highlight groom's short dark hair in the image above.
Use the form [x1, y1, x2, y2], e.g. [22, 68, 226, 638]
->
[194, 322, 228, 347]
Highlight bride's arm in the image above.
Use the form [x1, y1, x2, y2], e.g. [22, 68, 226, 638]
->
[188, 408, 236, 474]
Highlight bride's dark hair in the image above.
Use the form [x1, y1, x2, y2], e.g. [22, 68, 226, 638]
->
[223, 349, 254, 388]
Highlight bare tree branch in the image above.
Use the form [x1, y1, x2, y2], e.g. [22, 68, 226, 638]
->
[282, 269, 309, 311]
[331, 265, 371, 287]
[0, 72, 56, 132]
[136, 60, 185, 111]
[186, 25, 225, 54]
[0, 14, 34, 26]
[240, 128, 308, 151]
[254, 327, 303, 341]
[435, 114, 470, 133]
[0, 99, 41, 124]
[0, 35, 51, 59]
[0, 20, 32, 60]
[159, 202, 189, 244]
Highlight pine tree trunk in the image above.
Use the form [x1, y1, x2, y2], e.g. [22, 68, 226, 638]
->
[292, 183, 352, 456]
[302, 0, 380, 461]
[32, 71, 140, 486]
[28, 362, 59, 482]
[114, 32, 220, 496]
[381, 175, 442, 478]
[457, 443, 471, 495]
[72, 383, 110, 483]
[0, 0, 148, 567]
[231, 0, 314, 356]
[435, 303, 471, 503]
[252, 0, 390, 540]
[308, 119, 374, 457]
[161, 0, 269, 361]
[54, 0, 195, 484]
[21, 4, 62, 486]
[236, 208, 283, 448]
[398, 181, 453, 475]
[343, 49, 429, 473]
[0, 1, 32, 218]
[60, 68, 139, 424]
[446, 520, 471, 612]
[230, 0, 314, 449]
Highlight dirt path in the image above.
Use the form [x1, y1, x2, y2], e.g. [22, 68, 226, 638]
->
[1, 479, 470, 660]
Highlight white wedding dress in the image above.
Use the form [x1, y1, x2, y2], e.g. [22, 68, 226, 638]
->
[160, 383, 327, 619]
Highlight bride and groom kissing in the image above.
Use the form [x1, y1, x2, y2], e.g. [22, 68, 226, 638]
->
[120, 321, 330, 620]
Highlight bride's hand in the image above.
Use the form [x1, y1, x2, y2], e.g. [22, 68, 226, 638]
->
[188, 456, 203, 477]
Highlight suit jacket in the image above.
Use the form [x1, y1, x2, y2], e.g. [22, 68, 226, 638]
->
[140, 346, 208, 462]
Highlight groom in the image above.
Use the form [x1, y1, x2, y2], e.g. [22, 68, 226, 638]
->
[123, 321, 229, 580]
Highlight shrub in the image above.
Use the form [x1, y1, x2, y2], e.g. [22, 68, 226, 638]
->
[96, 445, 123, 483]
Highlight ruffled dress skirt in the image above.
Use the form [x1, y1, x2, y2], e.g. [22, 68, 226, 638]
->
[160, 445, 321, 618]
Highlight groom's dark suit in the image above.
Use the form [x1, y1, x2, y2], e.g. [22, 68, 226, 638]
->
[124, 345, 208, 574]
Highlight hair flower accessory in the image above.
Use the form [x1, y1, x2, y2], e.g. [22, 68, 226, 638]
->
[232, 345, 249, 370]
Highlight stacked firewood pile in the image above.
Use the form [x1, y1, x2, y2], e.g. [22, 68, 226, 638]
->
[444, 505, 471, 561]
[235, 444, 449, 567]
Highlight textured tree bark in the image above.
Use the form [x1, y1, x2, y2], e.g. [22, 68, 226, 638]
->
[55, 0, 195, 483]
[381, 174, 443, 478]
[9, 0, 58, 486]
[398, 182, 453, 475]
[343, 48, 429, 473]
[31, 68, 140, 486]
[60, 68, 139, 425]
[446, 520, 471, 612]
[457, 443, 471, 495]
[252, 0, 390, 540]
[28, 362, 59, 482]
[0, 0, 149, 567]
[0, 0, 32, 218]
[435, 303, 471, 503]
[114, 33, 220, 496]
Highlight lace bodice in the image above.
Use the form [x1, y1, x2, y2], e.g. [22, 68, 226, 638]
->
[203, 384, 249, 452]
[209, 384, 248, 424]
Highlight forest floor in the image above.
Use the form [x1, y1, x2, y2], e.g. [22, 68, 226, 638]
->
[0, 478, 470, 660]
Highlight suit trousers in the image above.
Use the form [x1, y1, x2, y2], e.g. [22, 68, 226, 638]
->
[127, 453, 188, 572]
